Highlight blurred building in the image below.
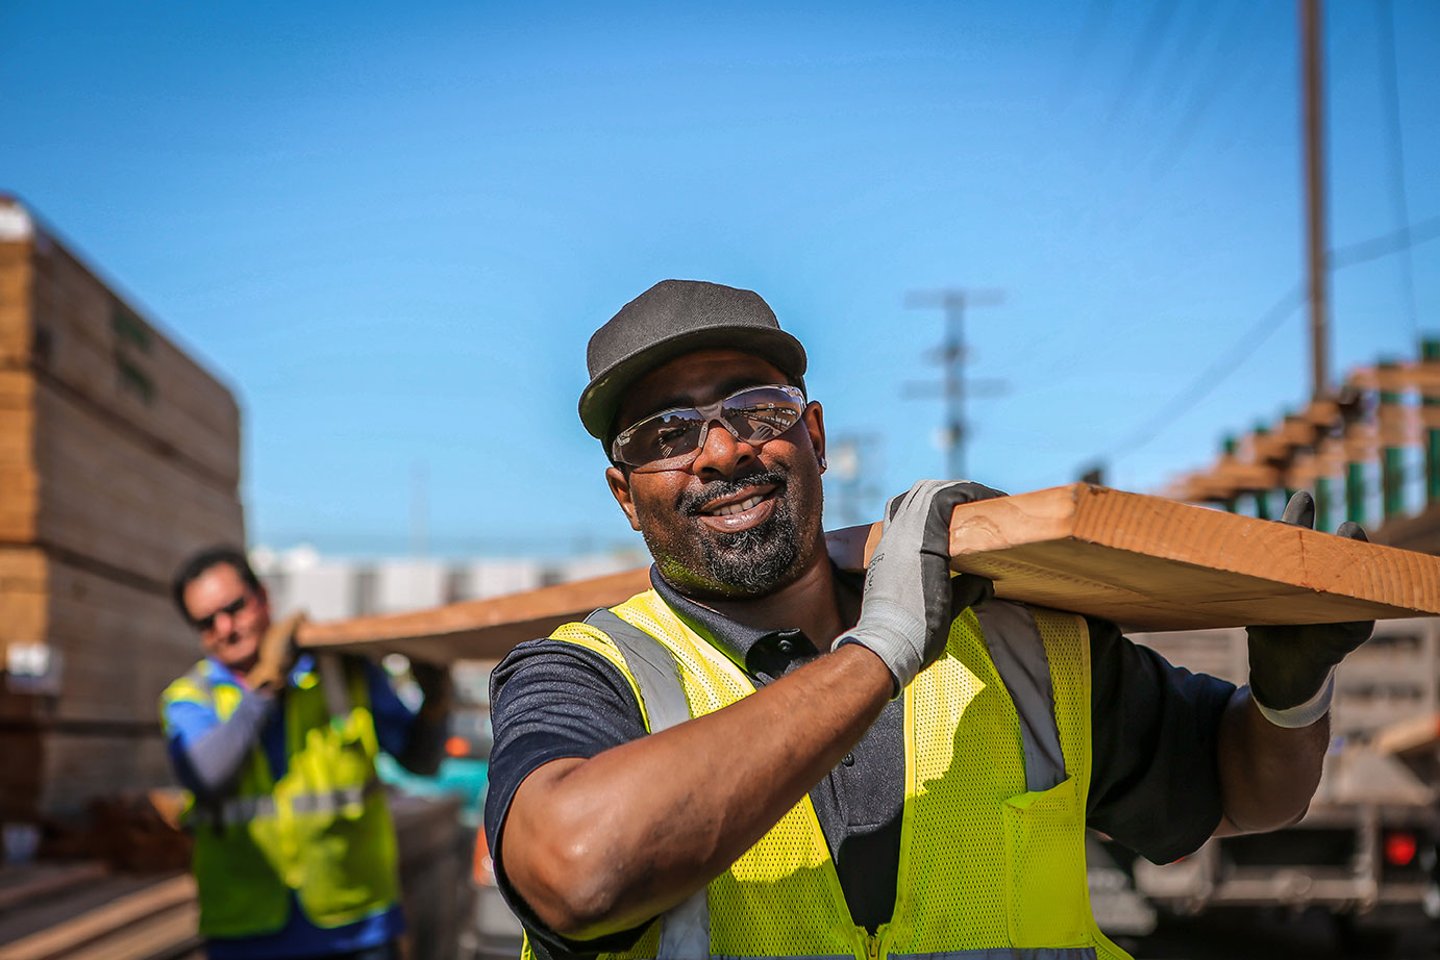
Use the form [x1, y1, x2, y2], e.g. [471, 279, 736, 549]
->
[250, 545, 645, 622]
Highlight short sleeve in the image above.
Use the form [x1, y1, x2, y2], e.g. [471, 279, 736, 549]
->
[1086, 617, 1237, 864]
[484, 637, 654, 960]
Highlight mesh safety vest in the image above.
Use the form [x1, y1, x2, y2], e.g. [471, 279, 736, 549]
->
[527, 589, 1132, 960]
[160, 656, 400, 938]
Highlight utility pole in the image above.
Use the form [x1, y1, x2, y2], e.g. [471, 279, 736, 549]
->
[1302, 0, 1329, 400]
[905, 288, 1005, 480]
[825, 433, 883, 526]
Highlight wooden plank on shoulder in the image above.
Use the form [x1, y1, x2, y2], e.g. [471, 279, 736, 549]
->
[942, 484, 1440, 629]
[299, 567, 652, 662]
[297, 484, 1440, 661]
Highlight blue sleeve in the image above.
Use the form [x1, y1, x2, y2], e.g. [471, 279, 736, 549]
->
[365, 661, 419, 759]
[163, 690, 277, 799]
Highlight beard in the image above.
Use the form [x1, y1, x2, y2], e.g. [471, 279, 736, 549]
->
[643, 468, 810, 599]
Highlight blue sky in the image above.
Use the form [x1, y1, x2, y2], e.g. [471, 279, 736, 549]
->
[3, 1, 1437, 557]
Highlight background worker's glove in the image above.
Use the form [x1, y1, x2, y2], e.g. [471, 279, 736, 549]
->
[411, 661, 454, 719]
[246, 612, 305, 693]
[1246, 491, 1374, 728]
[835, 480, 1001, 692]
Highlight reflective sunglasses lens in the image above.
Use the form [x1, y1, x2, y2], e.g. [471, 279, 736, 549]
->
[618, 409, 706, 466]
[614, 385, 805, 467]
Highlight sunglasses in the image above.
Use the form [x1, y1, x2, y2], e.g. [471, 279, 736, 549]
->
[193, 594, 249, 632]
[611, 384, 808, 470]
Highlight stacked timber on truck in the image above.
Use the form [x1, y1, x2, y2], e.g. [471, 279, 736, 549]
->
[0, 195, 244, 824]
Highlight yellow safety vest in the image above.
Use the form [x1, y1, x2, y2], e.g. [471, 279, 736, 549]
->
[160, 657, 400, 938]
[529, 589, 1132, 960]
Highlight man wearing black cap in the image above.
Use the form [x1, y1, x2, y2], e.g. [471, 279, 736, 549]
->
[483, 279, 1373, 959]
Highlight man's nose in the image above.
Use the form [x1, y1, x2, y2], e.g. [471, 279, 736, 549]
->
[212, 610, 238, 637]
[691, 419, 758, 477]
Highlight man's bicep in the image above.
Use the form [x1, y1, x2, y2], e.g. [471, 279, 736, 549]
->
[484, 638, 652, 960]
[1086, 617, 1236, 864]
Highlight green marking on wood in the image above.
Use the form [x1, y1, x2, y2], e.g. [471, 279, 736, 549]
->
[111, 305, 153, 352]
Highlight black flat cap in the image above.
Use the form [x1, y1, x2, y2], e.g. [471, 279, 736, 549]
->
[579, 279, 808, 440]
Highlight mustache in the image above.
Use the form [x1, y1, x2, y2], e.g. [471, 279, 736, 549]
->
[679, 469, 789, 517]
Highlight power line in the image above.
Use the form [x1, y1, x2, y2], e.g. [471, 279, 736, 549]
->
[1137, 0, 1222, 130]
[1375, 0, 1421, 343]
[1100, 214, 1440, 464]
[1101, 286, 1305, 463]
[1105, 0, 1180, 131]
[1146, 0, 1263, 179]
[1051, 0, 1113, 113]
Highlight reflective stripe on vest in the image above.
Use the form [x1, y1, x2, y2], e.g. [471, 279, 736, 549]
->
[581, 601, 1082, 960]
[164, 657, 399, 937]
[585, 609, 710, 960]
[215, 777, 383, 824]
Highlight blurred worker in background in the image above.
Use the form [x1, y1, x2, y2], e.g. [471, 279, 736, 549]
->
[484, 279, 1374, 959]
[161, 546, 452, 960]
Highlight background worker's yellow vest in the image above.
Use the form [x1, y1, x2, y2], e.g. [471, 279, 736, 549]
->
[161, 659, 400, 938]
[535, 590, 1132, 960]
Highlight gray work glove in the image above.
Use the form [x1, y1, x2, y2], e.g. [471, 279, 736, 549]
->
[1246, 491, 1374, 726]
[835, 480, 1000, 692]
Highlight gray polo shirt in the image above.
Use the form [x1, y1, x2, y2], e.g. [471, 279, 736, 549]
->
[485, 566, 1235, 959]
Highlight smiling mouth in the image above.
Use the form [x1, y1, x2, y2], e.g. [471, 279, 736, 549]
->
[697, 484, 778, 516]
[706, 493, 767, 516]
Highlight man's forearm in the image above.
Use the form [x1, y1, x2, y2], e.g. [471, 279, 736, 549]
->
[504, 642, 894, 940]
[173, 691, 276, 799]
[1215, 686, 1328, 835]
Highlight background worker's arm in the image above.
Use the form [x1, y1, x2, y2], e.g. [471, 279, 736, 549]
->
[368, 660, 453, 776]
[504, 642, 892, 940]
[164, 691, 278, 800]
[161, 613, 300, 800]
[499, 480, 996, 942]
[1214, 492, 1374, 834]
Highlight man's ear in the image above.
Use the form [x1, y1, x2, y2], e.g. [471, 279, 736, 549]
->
[803, 401, 826, 472]
[606, 465, 642, 531]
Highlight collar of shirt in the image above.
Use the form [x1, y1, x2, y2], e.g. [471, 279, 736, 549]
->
[202, 652, 317, 689]
[647, 564, 863, 684]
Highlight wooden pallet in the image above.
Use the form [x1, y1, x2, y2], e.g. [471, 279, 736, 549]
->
[297, 484, 1440, 662]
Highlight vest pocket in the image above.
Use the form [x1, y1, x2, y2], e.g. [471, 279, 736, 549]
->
[1001, 775, 1091, 947]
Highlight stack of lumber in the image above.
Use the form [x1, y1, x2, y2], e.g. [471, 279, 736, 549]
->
[0, 195, 244, 823]
[0, 865, 199, 960]
[0, 794, 465, 960]
[296, 484, 1440, 663]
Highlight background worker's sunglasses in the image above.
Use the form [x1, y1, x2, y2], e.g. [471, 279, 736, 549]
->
[611, 384, 808, 471]
[193, 594, 248, 631]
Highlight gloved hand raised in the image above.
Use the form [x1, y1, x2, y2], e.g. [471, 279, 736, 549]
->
[835, 480, 1000, 692]
[1246, 491, 1374, 727]
[246, 612, 305, 693]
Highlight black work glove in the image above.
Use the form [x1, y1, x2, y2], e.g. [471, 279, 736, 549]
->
[410, 661, 454, 717]
[835, 480, 1000, 692]
[1246, 491, 1374, 725]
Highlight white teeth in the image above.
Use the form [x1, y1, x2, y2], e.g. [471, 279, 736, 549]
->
[710, 494, 765, 516]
